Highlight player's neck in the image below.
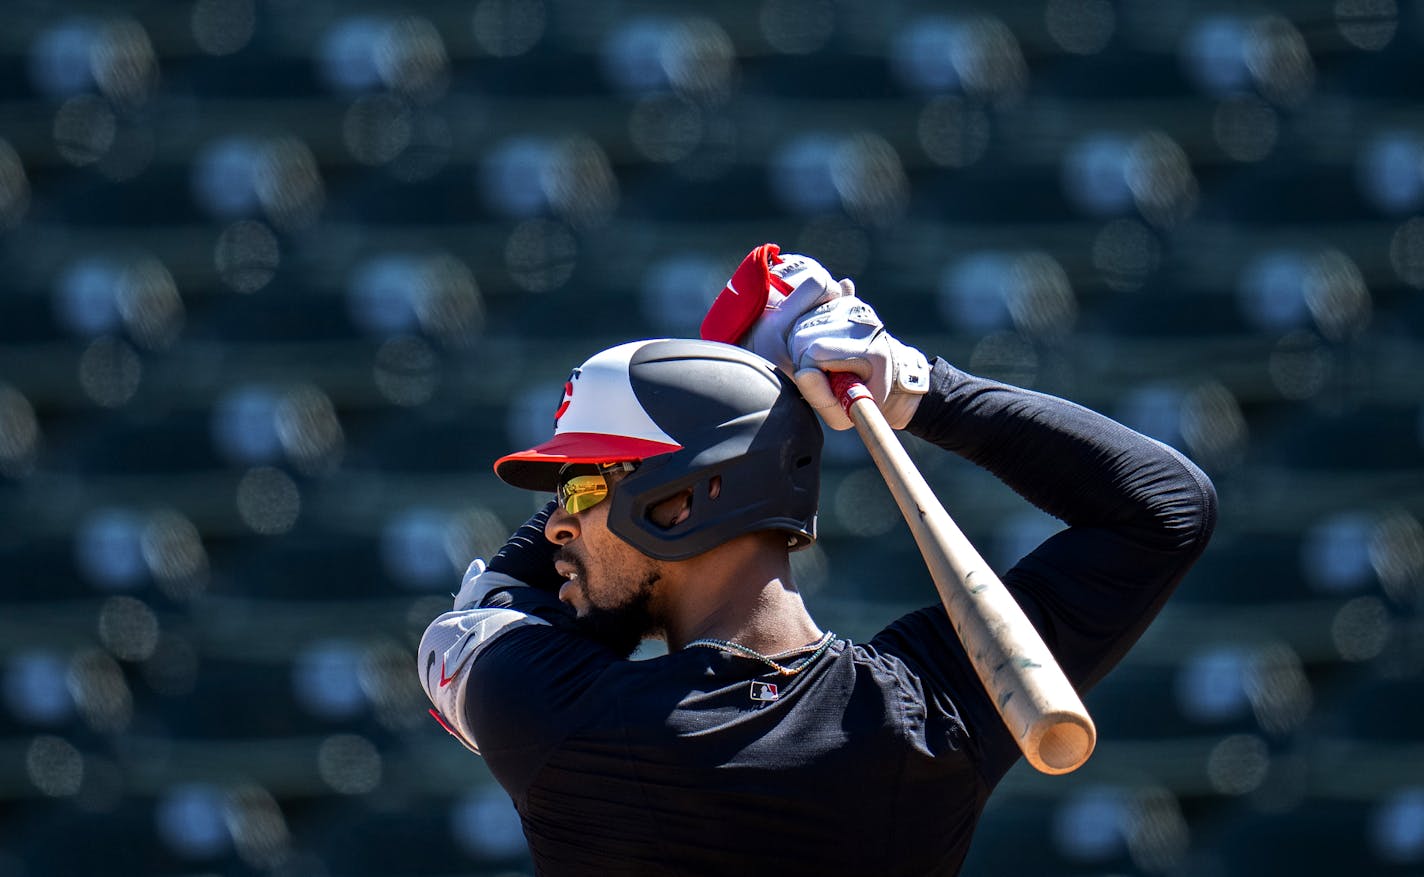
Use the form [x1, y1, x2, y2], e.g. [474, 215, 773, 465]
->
[662, 534, 822, 655]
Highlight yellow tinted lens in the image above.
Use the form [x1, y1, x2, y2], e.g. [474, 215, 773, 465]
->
[559, 475, 609, 514]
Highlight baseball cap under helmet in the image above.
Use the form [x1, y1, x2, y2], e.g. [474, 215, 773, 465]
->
[495, 339, 822, 561]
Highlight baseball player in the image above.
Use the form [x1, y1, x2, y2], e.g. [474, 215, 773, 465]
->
[418, 251, 1216, 876]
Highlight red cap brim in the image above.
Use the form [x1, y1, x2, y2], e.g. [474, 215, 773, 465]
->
[494, 432, 682, 491]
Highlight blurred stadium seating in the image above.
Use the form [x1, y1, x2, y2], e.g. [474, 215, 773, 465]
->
[1, 0, 1422, 874]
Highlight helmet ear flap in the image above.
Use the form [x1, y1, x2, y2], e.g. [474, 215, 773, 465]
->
[608, 425, 820, 561]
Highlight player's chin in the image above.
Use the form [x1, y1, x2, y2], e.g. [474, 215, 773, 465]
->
[574, 602, 654, 659]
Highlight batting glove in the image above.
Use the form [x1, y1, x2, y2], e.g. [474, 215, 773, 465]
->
[743, 253, 853, 377]
[786, 294, 931, 431]
[453, 500, 563, 610]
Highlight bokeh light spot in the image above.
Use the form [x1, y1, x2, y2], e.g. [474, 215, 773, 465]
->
[29, 19, 99, 97]
[472, 0, 546, 57]
[97, 595, 160, 662]
[1389, 217, 1424, 288]
[1245, 16, 1314, 107]
[26, 735, 84, 797]
[317, 734, 382, 794]
[1371, 510, 1424, 606]
[1372, 788, 1424, 864]
[4, 652, 74, 725]
[1332, 596, 1392, 662]
[1045, 0, 1115, 55]
[90, 19, 158, 108]
[452, 788, 527, 859]
[156, 783, 231, 859]
[1335, 0, 1397, 51]
[236, 467, 301, 535]
[67, 650, 132, 733]
[968, 332, 1038, 387]
[1206, 734, 1269, 795]
[293, 641, 366, 719]
[640, 254, 723, 335]
[0, 384, 40, 478]
[54, 95, 116, 166]
[343, 93, 413, 166]
[832, 468, 899, 538]
[1176, 646, 1250, 724]
[373, 335, 438, 406]
[628, 95, 704, 164]
[505, 219, 577, 293]
[0, 139, 31, 230]
[226, 785, 291, 870]
[1303, 511, 1377, 593]
[1052, 786, 1127, 862]
[215, 220, 280, 293]
[1213, 95, 1278, 163]
[142, 633, 201, 697]
[78, 337, 142, 408]
[1268, 331, 1330, 400]
[192, 0, 257, 56]
[760, 0, 835, 55]
[918, 96, 990, 168]
[1092, 219, 1160, 291]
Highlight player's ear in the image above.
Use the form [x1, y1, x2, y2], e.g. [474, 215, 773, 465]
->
[648, 477, 721, 529]
[648, 488, 693, 529]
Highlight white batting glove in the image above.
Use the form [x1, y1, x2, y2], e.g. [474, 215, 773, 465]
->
[744, 254, 852, 376]
[787, 295, 931, 431]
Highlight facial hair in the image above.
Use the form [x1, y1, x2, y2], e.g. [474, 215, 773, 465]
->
[567, 562, 661, 659]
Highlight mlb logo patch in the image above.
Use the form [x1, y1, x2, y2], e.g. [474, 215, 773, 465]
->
[749, 680, 779, 702]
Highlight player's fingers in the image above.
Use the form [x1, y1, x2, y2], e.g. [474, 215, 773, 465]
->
[776, 269, 843, 312]
[793, 367, 855, 431]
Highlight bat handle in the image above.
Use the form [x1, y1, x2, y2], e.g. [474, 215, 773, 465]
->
[829, 372, 873, 412]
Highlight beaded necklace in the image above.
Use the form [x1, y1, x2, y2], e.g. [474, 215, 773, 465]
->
[684, 631, 836, 677]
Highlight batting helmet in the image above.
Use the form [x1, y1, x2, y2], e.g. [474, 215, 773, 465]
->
[495, 338, 822, 560]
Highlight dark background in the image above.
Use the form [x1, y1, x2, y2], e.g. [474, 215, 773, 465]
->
[0, 0, 1422, 874]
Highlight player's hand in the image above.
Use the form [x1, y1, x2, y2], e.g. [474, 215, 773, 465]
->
[786, 294, 931, 431]
[453, 500, 562, 610]
[743, 253, 852, 377]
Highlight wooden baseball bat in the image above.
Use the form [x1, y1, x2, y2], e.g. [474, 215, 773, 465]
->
[828, 373, 1096, 775]
[701, 243, 1095, 773]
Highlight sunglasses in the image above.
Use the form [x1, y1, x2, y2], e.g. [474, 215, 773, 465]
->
[555, 462, 636, 515]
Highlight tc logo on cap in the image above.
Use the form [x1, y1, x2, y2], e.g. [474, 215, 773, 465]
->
[554, 368, 581, 426]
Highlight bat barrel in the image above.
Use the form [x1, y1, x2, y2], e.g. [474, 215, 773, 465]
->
[1029, 713, 1097, 775]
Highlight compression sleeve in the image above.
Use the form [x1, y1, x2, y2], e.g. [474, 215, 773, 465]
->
[872, 358, 1217, 783]
[906, 359, 1216, 557]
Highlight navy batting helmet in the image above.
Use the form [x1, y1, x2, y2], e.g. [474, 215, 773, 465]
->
[495, 338, 822, 560]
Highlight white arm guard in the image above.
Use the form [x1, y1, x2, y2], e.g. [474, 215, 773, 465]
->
[417, 606, 550, 753]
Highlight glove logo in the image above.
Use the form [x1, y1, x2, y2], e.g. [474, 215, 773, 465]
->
[553, 368, 581, 426]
